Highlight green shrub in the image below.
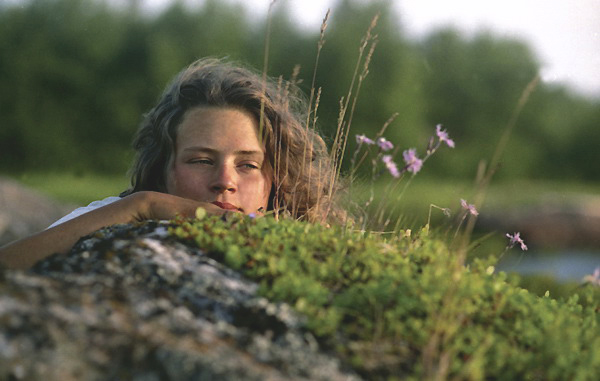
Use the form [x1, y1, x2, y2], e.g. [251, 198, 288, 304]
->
[170, 214, 600, 380]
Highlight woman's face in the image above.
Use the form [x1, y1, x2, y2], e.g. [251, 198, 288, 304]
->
[166, 106, 272, 214]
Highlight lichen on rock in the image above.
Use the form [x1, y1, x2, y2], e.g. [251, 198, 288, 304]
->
[0, 221, 359, 380]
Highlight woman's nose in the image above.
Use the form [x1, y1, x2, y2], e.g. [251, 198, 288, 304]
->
[210, 164, 237, 193]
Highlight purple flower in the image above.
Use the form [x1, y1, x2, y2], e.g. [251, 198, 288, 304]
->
[583, 267, 600, 286]
[460, 199, 479, 217]
[402, 148, 423, 174]
[436, 124, 455, 148]
[506, 232, 528, 251]
[377, 137, 394, 151]
[382, 155, 400, 178]
[356, 134, 375, 145]
[248, 213, 257, 219]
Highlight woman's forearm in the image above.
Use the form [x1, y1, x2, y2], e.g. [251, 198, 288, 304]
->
[0, 195, 142, 270]
[0, 192, 225, 270]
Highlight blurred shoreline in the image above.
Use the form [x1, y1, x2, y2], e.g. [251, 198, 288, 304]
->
[479, 193, 600, 250]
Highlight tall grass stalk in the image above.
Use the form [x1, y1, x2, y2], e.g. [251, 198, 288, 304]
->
[325, 15, 379, 221]
[456, 75, 540, 258]
[259, 0, 277, 218]
[261, 3, 536, 242]
[258, 0, 277, 145]
[419, 76, 540, 378]
[264, 7, 380, 224]
[291, 10, 329, 220]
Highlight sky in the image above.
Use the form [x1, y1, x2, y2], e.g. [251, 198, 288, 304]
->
[146, 0, 600, 99]
[402, 0, 600, 98]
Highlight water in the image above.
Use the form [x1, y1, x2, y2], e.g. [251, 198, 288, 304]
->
[496, 250, 600, 282]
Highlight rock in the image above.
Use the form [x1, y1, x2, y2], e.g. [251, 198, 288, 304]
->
[0, 177, 75, 246]
[479, 193, 600, 249]
[0, 221, 359, 380]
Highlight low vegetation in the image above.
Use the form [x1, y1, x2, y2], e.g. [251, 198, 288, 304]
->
[171, 213, 600, 380]
[3, 2, 598, 378]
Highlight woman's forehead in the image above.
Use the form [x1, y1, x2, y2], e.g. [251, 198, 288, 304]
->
[176, 106, 266, 153]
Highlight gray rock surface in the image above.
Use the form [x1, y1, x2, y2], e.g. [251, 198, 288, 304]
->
[0, 221, 359, 380]
[0, 177, 75, 246]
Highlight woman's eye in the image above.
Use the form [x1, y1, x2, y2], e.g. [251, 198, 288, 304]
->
[240, 163, 259, 170]
[189, 158, 212, 165]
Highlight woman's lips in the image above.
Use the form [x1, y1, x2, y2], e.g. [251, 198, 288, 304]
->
[211, 201, 242, 212]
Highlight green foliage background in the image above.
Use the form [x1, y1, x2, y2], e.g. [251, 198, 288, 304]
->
[1, 0, 599, 181]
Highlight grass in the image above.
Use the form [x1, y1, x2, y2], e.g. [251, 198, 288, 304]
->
[350, 175, 600, 226]
[11, 170, 600, 217]
[14, 171, 129, 206]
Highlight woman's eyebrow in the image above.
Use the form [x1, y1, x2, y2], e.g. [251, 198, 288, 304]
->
[182, 147, 216, 154]
[235, 150, 264, 158]
[182, 146, 264, 158]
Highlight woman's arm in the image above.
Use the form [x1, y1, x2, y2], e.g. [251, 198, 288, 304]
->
[0, 191, 225, 270]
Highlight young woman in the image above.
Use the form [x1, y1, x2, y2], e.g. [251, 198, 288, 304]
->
[0, 58, 344, 269]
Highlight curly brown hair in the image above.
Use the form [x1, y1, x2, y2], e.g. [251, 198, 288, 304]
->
[121, 58, 345, 224]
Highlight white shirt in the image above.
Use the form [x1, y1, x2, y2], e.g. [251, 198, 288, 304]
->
[48, 196, 121, 229]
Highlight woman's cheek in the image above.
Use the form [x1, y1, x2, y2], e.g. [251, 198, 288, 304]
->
[170, 165, 204, 196]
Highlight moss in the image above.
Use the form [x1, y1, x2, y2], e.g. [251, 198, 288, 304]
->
[170, 214, 600, 380]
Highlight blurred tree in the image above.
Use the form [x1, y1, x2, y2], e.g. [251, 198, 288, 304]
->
[0, 0, 133, 173]
[148, 0, 251, 82]
[0, 0, 597, 184]
[514, 85, 592, 180]
[559, 96, 600, 180]
[420, 28, 541, 178]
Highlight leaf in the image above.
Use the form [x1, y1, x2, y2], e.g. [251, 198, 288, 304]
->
[195, 207, 207, 220]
